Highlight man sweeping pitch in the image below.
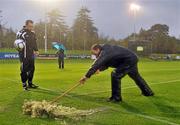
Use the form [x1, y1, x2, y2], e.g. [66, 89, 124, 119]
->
[79, 44, 154, 102]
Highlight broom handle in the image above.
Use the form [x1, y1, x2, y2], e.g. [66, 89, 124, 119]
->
[50, 82, 81, 104]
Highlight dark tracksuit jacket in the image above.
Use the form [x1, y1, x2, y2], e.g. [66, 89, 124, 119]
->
[57, 49, 65, 69]
[16, 28, 38, 85]
[85, 44, 153, 99]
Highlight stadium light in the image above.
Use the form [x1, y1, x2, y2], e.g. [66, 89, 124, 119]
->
[129, 3, 141, 41]
[34, 0, 60, 3]
[130, 3, 140, 12]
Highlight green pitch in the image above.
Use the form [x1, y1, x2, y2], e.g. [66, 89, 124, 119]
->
[0, 59, 180, 125]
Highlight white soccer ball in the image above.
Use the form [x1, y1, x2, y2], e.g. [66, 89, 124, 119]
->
[14, 39, 25, 51]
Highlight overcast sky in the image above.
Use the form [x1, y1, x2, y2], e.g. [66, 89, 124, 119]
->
[0, 0, 179, 39]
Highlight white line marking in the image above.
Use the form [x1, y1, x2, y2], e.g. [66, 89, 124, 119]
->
[135, 113, 180, 125]
[105, 106, 180, 125]
[0, 78, 20, 84]
[1, 77, 180, 96]
[79, 79, 180, 96]
[0, 78, 75, 97]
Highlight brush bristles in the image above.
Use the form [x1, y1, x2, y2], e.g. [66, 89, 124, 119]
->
[22, 100, 96, 119]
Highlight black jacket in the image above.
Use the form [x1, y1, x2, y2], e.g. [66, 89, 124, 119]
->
[85, 44, 138, 78]
[56, 49, 65, 59]
[16, 28, 38, 60]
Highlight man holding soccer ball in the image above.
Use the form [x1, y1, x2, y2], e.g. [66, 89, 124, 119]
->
[15, 20, 39, 91]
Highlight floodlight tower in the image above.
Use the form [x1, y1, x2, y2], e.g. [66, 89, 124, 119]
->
[37, 0, 60, 53]
[130, 3, 140, 41]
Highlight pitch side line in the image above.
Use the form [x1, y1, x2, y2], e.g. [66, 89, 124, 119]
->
[0, 78, 75, 97]
[0, 77, 180, 96]
[135, 113, 180, 125]
[0, 78, 63, 92]
[1, 77, 180, 96]
[104, 106, 180, 125]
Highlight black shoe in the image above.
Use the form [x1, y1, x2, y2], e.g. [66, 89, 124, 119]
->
[142, 91, 154, 96]
[23, 86, 29, 91]
[22, 83, 28, 91]
[107, 97, 114, 102]
[28, 84, 39, 89]
[107, 96, 122, 102]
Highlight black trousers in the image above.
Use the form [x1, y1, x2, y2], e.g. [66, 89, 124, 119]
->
[20, 58, 35, 86]
[111, 62, 153, 99]
[58, 58, 64, 69]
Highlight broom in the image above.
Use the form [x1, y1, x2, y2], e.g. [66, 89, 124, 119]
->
[22, 81, 104, 119]
[50, 82, 81, 104]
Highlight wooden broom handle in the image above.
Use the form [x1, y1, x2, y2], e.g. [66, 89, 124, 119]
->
[50, 82, 81, 104]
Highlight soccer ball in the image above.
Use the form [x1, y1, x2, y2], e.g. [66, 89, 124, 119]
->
[14, 39, 25, 51]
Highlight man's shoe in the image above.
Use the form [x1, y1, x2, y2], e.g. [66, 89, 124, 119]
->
[23, 86, 29, 91]
[22, 83, 29, 91]
[142, 91, 154, 96]
[107, 96, 122, 102]
[107, 97, 114, 102]
[28, 84, 39, 89]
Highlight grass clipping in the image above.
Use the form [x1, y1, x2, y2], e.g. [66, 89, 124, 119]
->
[22, 100, 98, 119]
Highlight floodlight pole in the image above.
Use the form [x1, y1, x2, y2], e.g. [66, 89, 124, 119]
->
[59, 28, 61, 42]
[83, 15, 87, 56]
[83, 28, 86, 56]
[72, 31, 74, 50]
[133, 10, 137, 41]
[44, 1, 48, 53]
[130, 3, 140, 41]
[45, 20, 47, 53]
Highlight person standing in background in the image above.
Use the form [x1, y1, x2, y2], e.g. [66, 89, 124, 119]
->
[56, 48, 65, 69]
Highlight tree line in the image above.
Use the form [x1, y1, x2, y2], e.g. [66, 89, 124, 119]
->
[0, 10, 16, 48]
[0, 7, 180, 54]
[123, 24, 180, 54]
[34, 7, 99, 50]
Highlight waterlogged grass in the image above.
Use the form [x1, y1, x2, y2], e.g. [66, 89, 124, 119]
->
[0, 59, 180, 125]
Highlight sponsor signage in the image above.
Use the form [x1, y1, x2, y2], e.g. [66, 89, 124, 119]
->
[0, 53, 91, 59]
[0, 52, 19, 59]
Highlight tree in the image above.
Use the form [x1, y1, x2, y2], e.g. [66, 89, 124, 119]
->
[72, 7, 98, 50]
[98, 33, 109, 44]
[47, 9, 68, 47]
[34, 9, 69, 50]
[0, 10, 16, 48]
[0, 10, 3, 45]
[34, 20, 46, 49]
[150, 24, 169, 35]
[3, 28, 16, 48]
[149, 24, 169, 53]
